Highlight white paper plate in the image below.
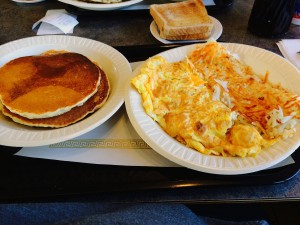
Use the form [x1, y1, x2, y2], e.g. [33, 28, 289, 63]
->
[150, 16, 223, 44]
[125, 43, 300, 175]
[11, 0, 46, 3]
[0, 35, 131, 147]
[58, 0, 143, 11]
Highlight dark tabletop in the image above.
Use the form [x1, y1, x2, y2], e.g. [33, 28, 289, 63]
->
[2, 0, 299, 49]
[1, 0, 300, 203]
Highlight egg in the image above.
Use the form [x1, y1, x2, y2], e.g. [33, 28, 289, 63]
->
[132, 56, 238, 156]
[131, 42, 300, 157]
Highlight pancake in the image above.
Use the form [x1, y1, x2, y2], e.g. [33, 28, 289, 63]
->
[2, 67, 110, 128]
[0, 52, 101, 119]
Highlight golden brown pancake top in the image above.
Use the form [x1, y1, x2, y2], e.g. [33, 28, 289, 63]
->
[2, 67, 110, 128]
[0, 52, 101, 119]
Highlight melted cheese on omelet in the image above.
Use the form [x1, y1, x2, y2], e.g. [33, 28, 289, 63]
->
[131, 42, 300, 157]
[132, 56, 251, 157]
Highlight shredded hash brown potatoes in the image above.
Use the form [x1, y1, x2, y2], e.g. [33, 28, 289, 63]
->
[131, 42, 300, 157]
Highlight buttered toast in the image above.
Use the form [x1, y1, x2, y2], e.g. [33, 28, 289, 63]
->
[150, 0, 213, 40]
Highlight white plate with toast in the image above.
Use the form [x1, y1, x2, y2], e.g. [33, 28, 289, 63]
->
[0, 35, 131, 147]
[125, 43, 300, 175]
[150, 16, 223, 44]
[58, 0, 143, 11]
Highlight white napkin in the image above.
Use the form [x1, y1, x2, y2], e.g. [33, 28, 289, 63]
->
[277, 39, 300, 70]
[32, 9, 78, 35]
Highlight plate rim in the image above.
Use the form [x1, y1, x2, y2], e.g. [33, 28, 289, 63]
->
[11, 0, 46, 3]
[150, 16, 223, 44]
[125, 42, 300, 175]
[0, 35, 131, 147]
[58, 0, 143, 11]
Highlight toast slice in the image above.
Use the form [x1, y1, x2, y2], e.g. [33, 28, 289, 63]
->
[150, 0, 213, 40]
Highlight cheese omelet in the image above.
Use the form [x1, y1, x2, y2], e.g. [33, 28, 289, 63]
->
[131, 42, 300, 157]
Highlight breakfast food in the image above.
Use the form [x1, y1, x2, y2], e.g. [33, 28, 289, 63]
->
[2, 66, 110, 128]
[0, 52, 101, 119]
[0, 51, 110, 128]
[150, 0, 213, 40]
[131, 42, 300, 157]
[188, 43, 300, 140]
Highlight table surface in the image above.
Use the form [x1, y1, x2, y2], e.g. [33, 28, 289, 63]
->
[1, 0, 300, 203]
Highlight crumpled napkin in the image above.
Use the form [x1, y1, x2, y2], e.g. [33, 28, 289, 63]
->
[277, 39, 300, 70]
[32, 9, 78, 35]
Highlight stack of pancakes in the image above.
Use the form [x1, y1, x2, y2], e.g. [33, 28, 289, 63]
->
[0, 51, 110, 128]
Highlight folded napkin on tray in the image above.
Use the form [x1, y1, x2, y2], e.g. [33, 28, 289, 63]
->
[277, 39, 300, 70]
[32, 9, 78, 35]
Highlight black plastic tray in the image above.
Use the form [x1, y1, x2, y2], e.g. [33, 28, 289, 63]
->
[0, 43, 299, 201]
[0, 145, 299, 201]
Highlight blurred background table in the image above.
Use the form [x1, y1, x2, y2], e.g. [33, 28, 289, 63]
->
[1, 0, 299, 50]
